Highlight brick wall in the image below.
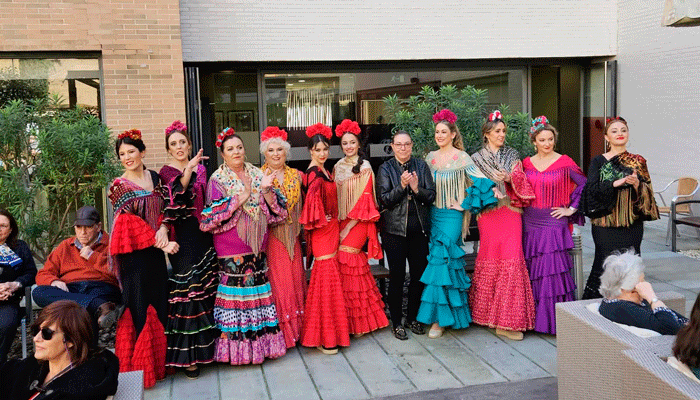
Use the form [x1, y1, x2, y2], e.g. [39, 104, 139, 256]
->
[180, 0, 618, 62]
[616, 0, 700, 185]
[0, 0, 186, 167]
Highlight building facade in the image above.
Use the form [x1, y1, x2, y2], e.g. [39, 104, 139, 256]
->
[1, 0, 697, 185]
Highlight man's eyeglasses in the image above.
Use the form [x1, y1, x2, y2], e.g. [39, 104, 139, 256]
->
[392, 142, 412, 149]
[31, 326, 57, 341]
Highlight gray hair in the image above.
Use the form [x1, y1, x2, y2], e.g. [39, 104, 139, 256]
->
[599, 251, 646, 298]
[259, 137, 291, 160]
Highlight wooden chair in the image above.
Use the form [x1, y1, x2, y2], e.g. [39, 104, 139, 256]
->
[654, 177, 700, 245]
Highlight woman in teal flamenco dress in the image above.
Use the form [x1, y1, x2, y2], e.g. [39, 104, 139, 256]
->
[416, 110, 497, 339]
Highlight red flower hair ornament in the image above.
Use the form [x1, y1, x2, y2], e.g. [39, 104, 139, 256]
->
[165, 120, 187, 136]
[305, 123, 332, 139]
[334, 119, 361, 137]
[606, 116, 626, 124]
[488, 110, 504, 122]
[118, 128, 142, 141]
[215, 127, 236, 148]
[432, 109, 458, 125]
[260, 126, 288, 142]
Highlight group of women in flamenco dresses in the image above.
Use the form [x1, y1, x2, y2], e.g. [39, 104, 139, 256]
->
[106, 109, 657, 389]
[413, 109, 590, 341]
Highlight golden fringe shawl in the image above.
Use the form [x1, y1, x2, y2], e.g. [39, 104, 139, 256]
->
[592, 181, 660, 227]
[335, 163, 376, 221]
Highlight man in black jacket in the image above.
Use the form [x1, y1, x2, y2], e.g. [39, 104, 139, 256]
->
[376, 131, 436, 340]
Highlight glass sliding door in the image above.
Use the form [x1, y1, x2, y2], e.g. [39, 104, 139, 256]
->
[582, 60, 616, 170]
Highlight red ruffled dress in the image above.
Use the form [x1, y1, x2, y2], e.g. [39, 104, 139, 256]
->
[263, 165, 306, 349]
[109, 171, 168, 388]
[299, 167, 351, 349]
[334, 159, 388, 334]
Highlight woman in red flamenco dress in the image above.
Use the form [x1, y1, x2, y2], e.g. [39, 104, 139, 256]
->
[299, 123, 351, 355]
[333, 120, 388, 336]
[109, 129, 180, 388]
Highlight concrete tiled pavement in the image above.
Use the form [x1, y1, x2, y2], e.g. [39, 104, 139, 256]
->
[145, 218, 700, 400]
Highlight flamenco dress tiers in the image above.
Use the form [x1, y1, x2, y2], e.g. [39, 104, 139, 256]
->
[337, 171, 388, 335]
[416, 176, 496, 328]
[470, 206, 536, 331]
[214, 253, 286, 365]
[301, 220, 350, 348]
[522, 208, 576, 334]
[266, 236, 306, 348]
[299, 167, 350, 348]
[160, 165, 219, 367]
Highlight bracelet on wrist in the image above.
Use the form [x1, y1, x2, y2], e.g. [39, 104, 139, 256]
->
[650, 297, 659, 305]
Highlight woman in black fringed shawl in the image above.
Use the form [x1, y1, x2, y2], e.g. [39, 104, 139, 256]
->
[580, 117, 659, 299]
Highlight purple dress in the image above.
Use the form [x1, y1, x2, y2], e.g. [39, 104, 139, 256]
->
[522, 155, 586, 334]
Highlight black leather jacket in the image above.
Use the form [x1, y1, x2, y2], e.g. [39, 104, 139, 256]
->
[376, 157, 435, 237]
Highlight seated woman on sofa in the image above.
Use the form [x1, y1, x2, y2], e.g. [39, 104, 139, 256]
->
[672, 292, 700, 381]
[598, 251, 687, 335]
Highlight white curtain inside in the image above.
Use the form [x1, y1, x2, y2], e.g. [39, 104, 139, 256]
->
[286, 89, 334, 129]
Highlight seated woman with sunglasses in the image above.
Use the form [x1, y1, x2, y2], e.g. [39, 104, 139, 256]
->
[0, 300, 119, 400]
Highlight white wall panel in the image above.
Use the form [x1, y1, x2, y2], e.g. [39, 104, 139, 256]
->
[616, 0, 700, 186]
[180, 0, 617, 62]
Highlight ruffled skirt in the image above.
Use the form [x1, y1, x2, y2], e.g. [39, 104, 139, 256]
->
[266, 235, 306, 348]
[338, 220, 388, 335]
[416, 208, 472, 329]
[116, 307, 167, 388]
[470, 206, 535, 331]
[522, 207, 576, 334]
[213, 253, 286, 365]
[165, 246, 219, 367]
[300, 218, 351, 348]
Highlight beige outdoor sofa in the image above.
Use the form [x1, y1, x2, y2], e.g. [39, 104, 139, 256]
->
[557, 291, 687, 400]
[622, 346, 700, 400]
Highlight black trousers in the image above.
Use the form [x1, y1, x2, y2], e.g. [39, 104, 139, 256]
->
[381, 230, 429, 328]
[0, 302, 19, 364]
[583, 219, 644, 299]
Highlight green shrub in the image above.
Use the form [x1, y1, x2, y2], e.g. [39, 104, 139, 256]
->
[383, 85, 534, 159]
[0, 96, 120, 262]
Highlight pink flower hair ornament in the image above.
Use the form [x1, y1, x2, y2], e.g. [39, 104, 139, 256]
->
[432, 109, 458, 125]
[305, 123, 332, 139]
[118, 128, 142, 141]
[530, 115, 550, 134]
[215, 127, 236, 148]
[165, 120, 187, 136]
[334, 119, 361, 137]
[488, 110, 504, 122]
[260, 126, 288, 142]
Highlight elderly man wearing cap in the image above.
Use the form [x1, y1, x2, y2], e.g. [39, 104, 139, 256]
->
[33, 206, 121, 329]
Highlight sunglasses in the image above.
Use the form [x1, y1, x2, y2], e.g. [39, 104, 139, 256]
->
[31, 326, 57, 341]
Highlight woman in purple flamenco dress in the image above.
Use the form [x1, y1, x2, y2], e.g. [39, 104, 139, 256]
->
[522, 116, 587, 335]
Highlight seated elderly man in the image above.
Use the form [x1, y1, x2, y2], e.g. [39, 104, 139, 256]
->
[598, 250, 688, 335]
[32, 206, 121, 329]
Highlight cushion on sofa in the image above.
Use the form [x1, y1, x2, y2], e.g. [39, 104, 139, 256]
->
[586, 302, 662, 338]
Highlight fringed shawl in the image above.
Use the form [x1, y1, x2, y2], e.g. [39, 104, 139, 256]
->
[583, 152, 659, 228]
[426, 150, 488, 238]
[425, 150, 486, 209]
[523, 155, 587, 225]
[262, 164, 303, 259]
[200, 163, 287, 255]
[334, 157, 377, 221]
[472, 145, 535, 211]
[107, 171, 164, 277]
